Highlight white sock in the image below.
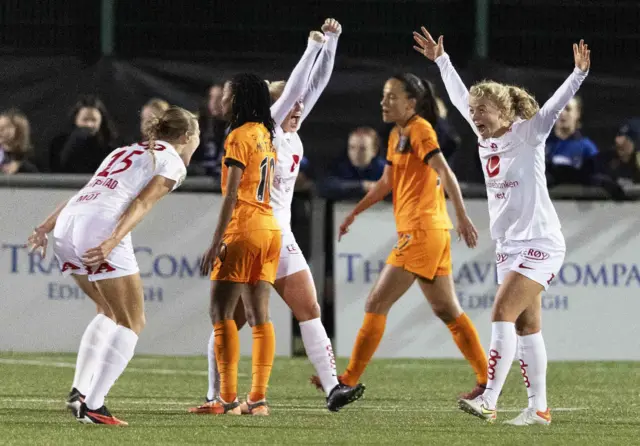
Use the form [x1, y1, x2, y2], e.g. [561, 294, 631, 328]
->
[72, 314, 117, 395]
[300, 318, 339, 396]
[84, 326, 138, 410]
[482, 321, 517, 410]
[206, 329, 220, 401]
[518, 332, 548, 411]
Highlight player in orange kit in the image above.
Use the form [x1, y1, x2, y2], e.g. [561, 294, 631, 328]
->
[200, 73, 281, 416]
[334, 74, 488, 399]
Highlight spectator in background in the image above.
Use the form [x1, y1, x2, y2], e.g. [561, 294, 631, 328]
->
[139, 98, 169, 138]
[593, 119, 640, 199]
[0, 109, 38, 174]
[49, 95, 118, 173]
[189, 83, 227, 176]
[318, 126, 386, 199]
[545, 96, 598, 186]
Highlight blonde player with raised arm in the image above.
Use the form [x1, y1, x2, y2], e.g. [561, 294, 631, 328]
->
[414, 27, 590, 425]
[27, 107, 199, 425]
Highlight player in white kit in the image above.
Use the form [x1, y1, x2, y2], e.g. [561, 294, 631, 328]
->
[27, 107, 200, 425]
[189, 18, 363, 414]
[413, 28, 590, 425]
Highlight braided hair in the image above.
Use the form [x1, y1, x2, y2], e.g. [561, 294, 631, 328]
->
[228, 73, 276, 141]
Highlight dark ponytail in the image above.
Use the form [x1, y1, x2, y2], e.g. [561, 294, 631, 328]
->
[391, 73, 439, 126]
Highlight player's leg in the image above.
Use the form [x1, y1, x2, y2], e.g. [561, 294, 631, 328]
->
[239, 279, 274, 415]
[458, 271, 543, 423]
[239, 230, 281, 416]
[78, 273, 146, 426]
[209, 279, 245, 414]
[340, 264, 415, 387]
[273, 235, 340, 398]
[66, 274, 116, 416]
[504, 293, 551, 425]
[275, 268, 364, 411]
[416, 274, 488, 398]
[190, 299, 246, 414]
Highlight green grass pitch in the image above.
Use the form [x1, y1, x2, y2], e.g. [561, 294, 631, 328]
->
[0, 352, 638, 445]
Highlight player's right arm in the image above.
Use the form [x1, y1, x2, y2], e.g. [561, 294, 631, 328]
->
[338, 165, 392, 241]
[27, 199, 70, 257]
[271, 32, 324, 128]
[413, 27, 479, 137]
[199, 129, 249, 275]
[82, 175, 176, 266]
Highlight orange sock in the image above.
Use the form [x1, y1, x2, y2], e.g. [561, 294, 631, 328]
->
[214, 320, 240, 403]
[342, 312, 386, 387]
[447, 313, 488, 385]
[249, 322, 275, 402]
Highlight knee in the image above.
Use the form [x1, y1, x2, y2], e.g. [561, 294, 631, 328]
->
[430, 301, 459, 324]
[294, 301, 321, 322]
[116, 313, 145, 335]
[515, 321, 540, 336]
[364, 292, 390, 315]
[491, 304, 515, 323]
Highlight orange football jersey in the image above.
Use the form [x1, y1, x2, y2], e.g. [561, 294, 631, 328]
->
[221, 122, 279, 233]
[386, 115, 453, 232]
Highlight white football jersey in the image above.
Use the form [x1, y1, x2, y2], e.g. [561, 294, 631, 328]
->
[271, 127, 303, 234]
[478, 123, 561, 240]
[436, 53, 588, 241]
[63, 140, 186, 218]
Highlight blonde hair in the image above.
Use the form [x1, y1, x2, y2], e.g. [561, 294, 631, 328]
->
[265, 80, 286, 104]
[0, 109, 31, 160]
[143, 98, 170, 116]
[469, 81, 540, 122]
[143, 106, 197, 166]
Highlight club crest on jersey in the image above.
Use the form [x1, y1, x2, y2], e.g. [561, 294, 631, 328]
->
[486, 155, 500, 178]
[290, 154, 300, 173]
[395, 135, 411, 154]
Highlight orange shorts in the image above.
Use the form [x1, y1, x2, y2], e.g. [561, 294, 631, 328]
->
[210, 229, 281, 284]
[386, 229, 452, 280]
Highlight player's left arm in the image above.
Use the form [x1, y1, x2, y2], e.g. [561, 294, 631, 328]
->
[299, 19, 341, 124]
[82, 175, 176, 266]
[523, 40, 590, 145]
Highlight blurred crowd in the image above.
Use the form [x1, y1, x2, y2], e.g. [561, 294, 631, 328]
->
[1, 86, 639, 200]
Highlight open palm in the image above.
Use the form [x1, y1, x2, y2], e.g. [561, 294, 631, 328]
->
[413, 26, 444, 61]
[573, 39, 590, 72]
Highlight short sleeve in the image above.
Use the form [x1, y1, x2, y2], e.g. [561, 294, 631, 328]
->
[411, 122, 441, 163]
[224, 129, 250, 169]
[155, 153, 187, 190]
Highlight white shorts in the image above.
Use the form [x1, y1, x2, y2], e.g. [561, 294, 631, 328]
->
[275, 231, 310, 280]
[495, 230, 565, 291]
[52, 211, 139, 282]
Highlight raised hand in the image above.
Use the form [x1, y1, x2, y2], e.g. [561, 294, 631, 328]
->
[413, 26, 444, 62]
[321, 18, 342, 36]
[573, 39, 590, 72]
[309, 31, 326, 44]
